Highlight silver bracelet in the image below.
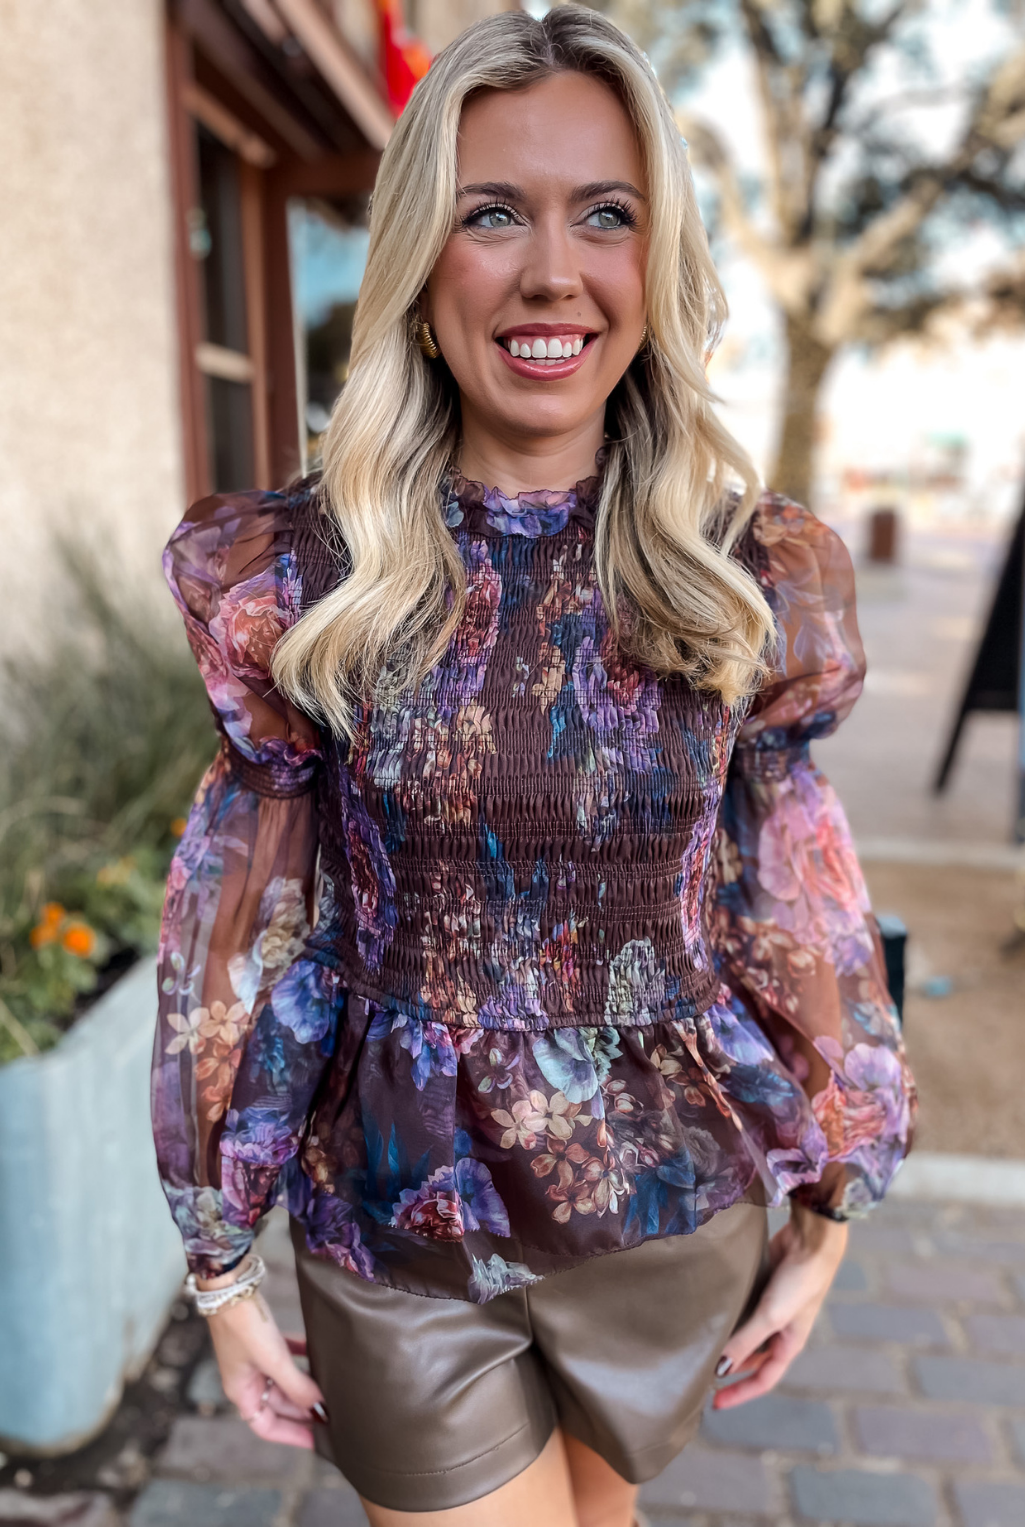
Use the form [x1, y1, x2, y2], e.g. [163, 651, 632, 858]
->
[185, 1253, 266, 1316]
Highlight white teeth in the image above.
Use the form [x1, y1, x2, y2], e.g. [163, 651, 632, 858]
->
[503, 335, 587, 361]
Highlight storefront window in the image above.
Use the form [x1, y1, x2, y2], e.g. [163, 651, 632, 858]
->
[289, 197, 371, 463]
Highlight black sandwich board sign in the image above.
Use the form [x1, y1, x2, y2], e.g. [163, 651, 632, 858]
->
[933, 498, 1025, 842]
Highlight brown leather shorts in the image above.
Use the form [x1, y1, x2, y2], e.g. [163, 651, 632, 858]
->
[292, 1201, 769, 1512]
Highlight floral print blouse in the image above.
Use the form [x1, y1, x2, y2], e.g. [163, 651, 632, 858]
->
[152, 473, 915, 1302]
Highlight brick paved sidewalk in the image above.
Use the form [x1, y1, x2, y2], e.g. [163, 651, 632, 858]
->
[644, 1194, 1025, 1527]
[92, 1192, 1023, 1527]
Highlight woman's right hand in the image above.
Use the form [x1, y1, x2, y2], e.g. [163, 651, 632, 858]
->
[200, 1278, 327, 1447]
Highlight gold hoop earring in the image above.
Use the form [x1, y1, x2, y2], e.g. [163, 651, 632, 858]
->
[415, 318, 440, 360]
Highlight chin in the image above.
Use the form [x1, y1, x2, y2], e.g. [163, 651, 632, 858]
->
[492, 390, 597, 433]
[507, 409, 593, 440]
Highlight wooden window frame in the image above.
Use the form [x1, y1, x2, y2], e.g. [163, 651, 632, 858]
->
[165, 19, 273, 501]
[166, 7, 383, 495]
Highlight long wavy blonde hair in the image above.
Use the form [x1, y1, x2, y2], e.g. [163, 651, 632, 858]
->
[273, 6, 774, 737]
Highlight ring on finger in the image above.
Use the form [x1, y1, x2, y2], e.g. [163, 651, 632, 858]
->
[243, 1379, 274, 1423]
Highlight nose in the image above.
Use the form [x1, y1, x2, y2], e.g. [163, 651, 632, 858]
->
[518, 214, 584, 303]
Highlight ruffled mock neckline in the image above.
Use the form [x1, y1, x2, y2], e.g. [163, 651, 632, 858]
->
[444, 454, 603, 539]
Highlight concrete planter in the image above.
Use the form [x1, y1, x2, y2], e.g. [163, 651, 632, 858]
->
[0, 958, 185, 1454]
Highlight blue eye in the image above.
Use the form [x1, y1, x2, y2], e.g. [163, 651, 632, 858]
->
[466, 203, 517, 230]
[585, 202, 635, 230]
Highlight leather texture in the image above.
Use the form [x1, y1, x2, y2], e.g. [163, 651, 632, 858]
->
[291, 1199, 769, 1510]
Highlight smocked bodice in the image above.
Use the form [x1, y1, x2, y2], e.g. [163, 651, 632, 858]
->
[300, 475, 746, 1030]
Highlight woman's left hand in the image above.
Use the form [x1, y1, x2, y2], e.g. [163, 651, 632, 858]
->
[712, 1204, 848, 1409]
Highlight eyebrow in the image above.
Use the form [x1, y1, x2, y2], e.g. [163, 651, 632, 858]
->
[456, 179, 647, 202]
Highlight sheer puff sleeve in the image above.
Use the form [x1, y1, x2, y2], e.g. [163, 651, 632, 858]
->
[152, 489, 325, 1276]
[711, 494, 917, 1220]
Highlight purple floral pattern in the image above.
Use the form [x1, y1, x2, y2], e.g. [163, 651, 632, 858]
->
[153, 479, 915, 1293]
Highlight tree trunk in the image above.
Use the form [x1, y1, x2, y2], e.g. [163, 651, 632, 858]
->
[769, 314, 835, 506]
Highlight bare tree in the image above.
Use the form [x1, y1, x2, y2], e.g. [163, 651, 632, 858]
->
[598, 0, 1025, 504]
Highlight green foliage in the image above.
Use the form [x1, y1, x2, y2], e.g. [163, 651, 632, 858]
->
[0, 548, 215, 1065]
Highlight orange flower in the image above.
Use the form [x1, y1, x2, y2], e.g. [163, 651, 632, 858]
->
[170, 817, 188, 838]
[29, 902, 65, 948]
[61, 920, 97, 959]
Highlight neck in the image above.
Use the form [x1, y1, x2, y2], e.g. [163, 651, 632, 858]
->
[456, 405, 605, 495]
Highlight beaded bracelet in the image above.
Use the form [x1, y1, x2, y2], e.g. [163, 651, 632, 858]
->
[184, 1253, 267, 1316]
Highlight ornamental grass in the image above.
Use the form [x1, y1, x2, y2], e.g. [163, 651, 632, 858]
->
[0, 548, 214, 1064]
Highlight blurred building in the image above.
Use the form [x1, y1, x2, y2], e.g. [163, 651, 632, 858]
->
[0, 0, 514, 653]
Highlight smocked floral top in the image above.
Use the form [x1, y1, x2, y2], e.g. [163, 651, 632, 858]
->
[153, 469, 916, 1304]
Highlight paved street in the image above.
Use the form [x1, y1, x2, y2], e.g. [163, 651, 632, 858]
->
[76, 1195, 1020, 1527]
[645, 1194, 1025, 1527]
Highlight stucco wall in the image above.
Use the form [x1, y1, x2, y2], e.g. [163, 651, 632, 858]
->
[0, 0, 184, 656]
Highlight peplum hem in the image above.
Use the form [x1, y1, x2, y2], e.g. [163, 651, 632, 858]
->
[219, 963, 908, 1301]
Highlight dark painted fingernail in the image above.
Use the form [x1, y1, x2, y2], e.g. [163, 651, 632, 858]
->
[715, 1357, 732, 1377]
[311, 1402, 329, 1423]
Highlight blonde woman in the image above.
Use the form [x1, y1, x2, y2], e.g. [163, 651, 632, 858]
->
[153, 9, 915, 1525]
